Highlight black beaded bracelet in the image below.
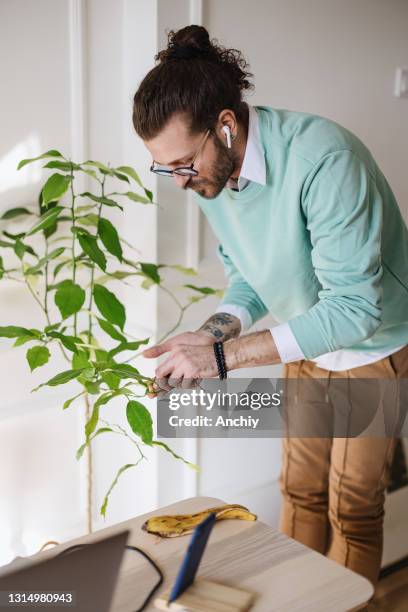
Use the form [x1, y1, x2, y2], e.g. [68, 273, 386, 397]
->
[213, 341, 227, 380]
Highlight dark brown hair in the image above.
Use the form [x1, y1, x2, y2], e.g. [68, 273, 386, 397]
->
[132, 25, 253, 140]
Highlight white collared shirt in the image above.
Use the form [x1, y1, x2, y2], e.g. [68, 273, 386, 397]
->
[215, 105, 404, 371]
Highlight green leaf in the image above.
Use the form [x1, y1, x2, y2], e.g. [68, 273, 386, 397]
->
[101, 371, 120, 390]
[43, 160, 80, 171]
[93, 284, 126, 330]
[126, 400, 153, 445]
[72, 350, 91, 370]
[152, 440, 200, 471]
[26, 346, 50, 371]
[98, 218, 122, 262]
[85, 389, 127, 438]
[78, 367, 96, 381]
[95, 271, 138, 285]
[121, 191, 150, 204]
[26, 206, 63, 236]
[83, 380, 101, 395]
[14, 240, 27, 260]
[97, 317, 126, 342]
[100, 462, 139, 517]
[1, 207, 33, 220]
[32, 368, 84, 392]
[42, 173, 72, 206]
[80, 192, 123, 210]
[3, 230, 26, 240]
[54, 280, 86, 319]
[13, 335, 36, 347]
[106, 363, 143, 381]
[167, 264, 198, 276]
[112, 170, 130, 184]
[94, 348, 111, 363]
[25, 247, 65, 275]
[140, 278, 155, 290]
[63, 390, 85, 410]
[80, 168, 100, 182]
[48, 330, 81, 353]
[76, 427, 112, 460]
[84, 163, 129, 184]
[44, 323, 61, 333]
[85, 403, 100, 438]
[0, 239, 14, 248]
[0, 326, 38, 338]
[82, 161, 111, 173]
[0, 255, 3, 280]
[76, 213, 99, 227]
[115, 166, 142, 186]
[140, 262, 161, 284]
[17, 150, 63, 170]
[46, 368, 84, 386]
[15, 240, 38, 260]
[53, 258, 71, 278]
[144, 188, 154, 202]
[38, 194, 59, 238]
[75, 204, 96, 214]
[184, 284, 220, 295]
[77, 232, 107, 271]
[108, 338, 149, 358]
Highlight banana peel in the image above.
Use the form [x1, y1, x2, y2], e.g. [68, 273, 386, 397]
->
[141, 504, 257, 538]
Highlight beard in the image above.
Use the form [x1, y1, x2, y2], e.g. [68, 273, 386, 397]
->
[186, 135, 238, 199]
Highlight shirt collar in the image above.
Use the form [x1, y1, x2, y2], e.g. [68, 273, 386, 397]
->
[237, 105, 266, 191]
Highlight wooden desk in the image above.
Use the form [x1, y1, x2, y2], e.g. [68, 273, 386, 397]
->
[39, 496, 374, 611]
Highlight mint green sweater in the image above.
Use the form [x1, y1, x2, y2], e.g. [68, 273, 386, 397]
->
[196, 106, 408, 360]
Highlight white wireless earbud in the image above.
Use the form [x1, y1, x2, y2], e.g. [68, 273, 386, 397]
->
[222, 125, 232, 148]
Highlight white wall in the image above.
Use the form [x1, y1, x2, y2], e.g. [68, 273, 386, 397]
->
[0, 0, 83, 565]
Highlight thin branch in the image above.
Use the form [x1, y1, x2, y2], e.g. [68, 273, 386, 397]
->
[87, 178, 105, 344]
[70, 165, 78, 335]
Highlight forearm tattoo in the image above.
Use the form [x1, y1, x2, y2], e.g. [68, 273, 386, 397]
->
[198, 312, 242, 341]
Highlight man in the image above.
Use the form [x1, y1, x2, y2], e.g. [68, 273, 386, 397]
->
[132, 25, 408, 587]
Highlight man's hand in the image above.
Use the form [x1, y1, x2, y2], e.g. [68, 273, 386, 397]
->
[143, 329, 281, 397]
[142, 331, 215, 359]
[142, 312, 242, 397]
[142, 331, 215, 396]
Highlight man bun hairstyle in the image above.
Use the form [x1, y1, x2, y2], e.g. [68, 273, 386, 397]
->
[133, 25, 253, 140]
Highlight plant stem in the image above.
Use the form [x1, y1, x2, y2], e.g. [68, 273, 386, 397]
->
[83, 178, 105, 530]
[157, 284, 186, 342]
[87, 178, 105, 344]
[84, 392, 93, 534]
[24, 275, 51, 325]
[100, 418, 146, 459]
[5, 275, 25, 283]
[70, 165, 78, 335]
[44, 238, 49, 322]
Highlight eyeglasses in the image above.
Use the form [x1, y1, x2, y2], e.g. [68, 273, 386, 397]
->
[150, 129, 210, 177]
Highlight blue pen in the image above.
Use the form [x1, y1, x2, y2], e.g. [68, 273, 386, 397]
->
[168, 512, 216, 604]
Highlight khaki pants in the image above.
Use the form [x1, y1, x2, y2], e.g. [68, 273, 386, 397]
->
[279, 344, 408, 587]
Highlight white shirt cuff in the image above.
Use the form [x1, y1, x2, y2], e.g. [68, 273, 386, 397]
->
[215, 303, 252, 333]
[269, 322, 305, 363]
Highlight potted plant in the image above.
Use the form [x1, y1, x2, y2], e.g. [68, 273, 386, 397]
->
[0, 150, 222, 524]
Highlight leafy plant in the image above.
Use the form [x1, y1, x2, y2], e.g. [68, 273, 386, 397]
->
[0, 150, 223, 519]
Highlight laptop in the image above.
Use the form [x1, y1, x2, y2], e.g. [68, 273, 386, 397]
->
[0, 530, 129, 611]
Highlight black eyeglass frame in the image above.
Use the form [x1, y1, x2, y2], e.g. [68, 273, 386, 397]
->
[150, 129, 211, 177]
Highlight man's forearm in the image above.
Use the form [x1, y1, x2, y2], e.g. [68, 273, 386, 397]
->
[197, 312, 242, 341]
[223, 330, 281, 370]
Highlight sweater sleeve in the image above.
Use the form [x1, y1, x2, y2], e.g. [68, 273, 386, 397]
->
[216, 243, 269, 326]
[287, 149, 383, 359]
